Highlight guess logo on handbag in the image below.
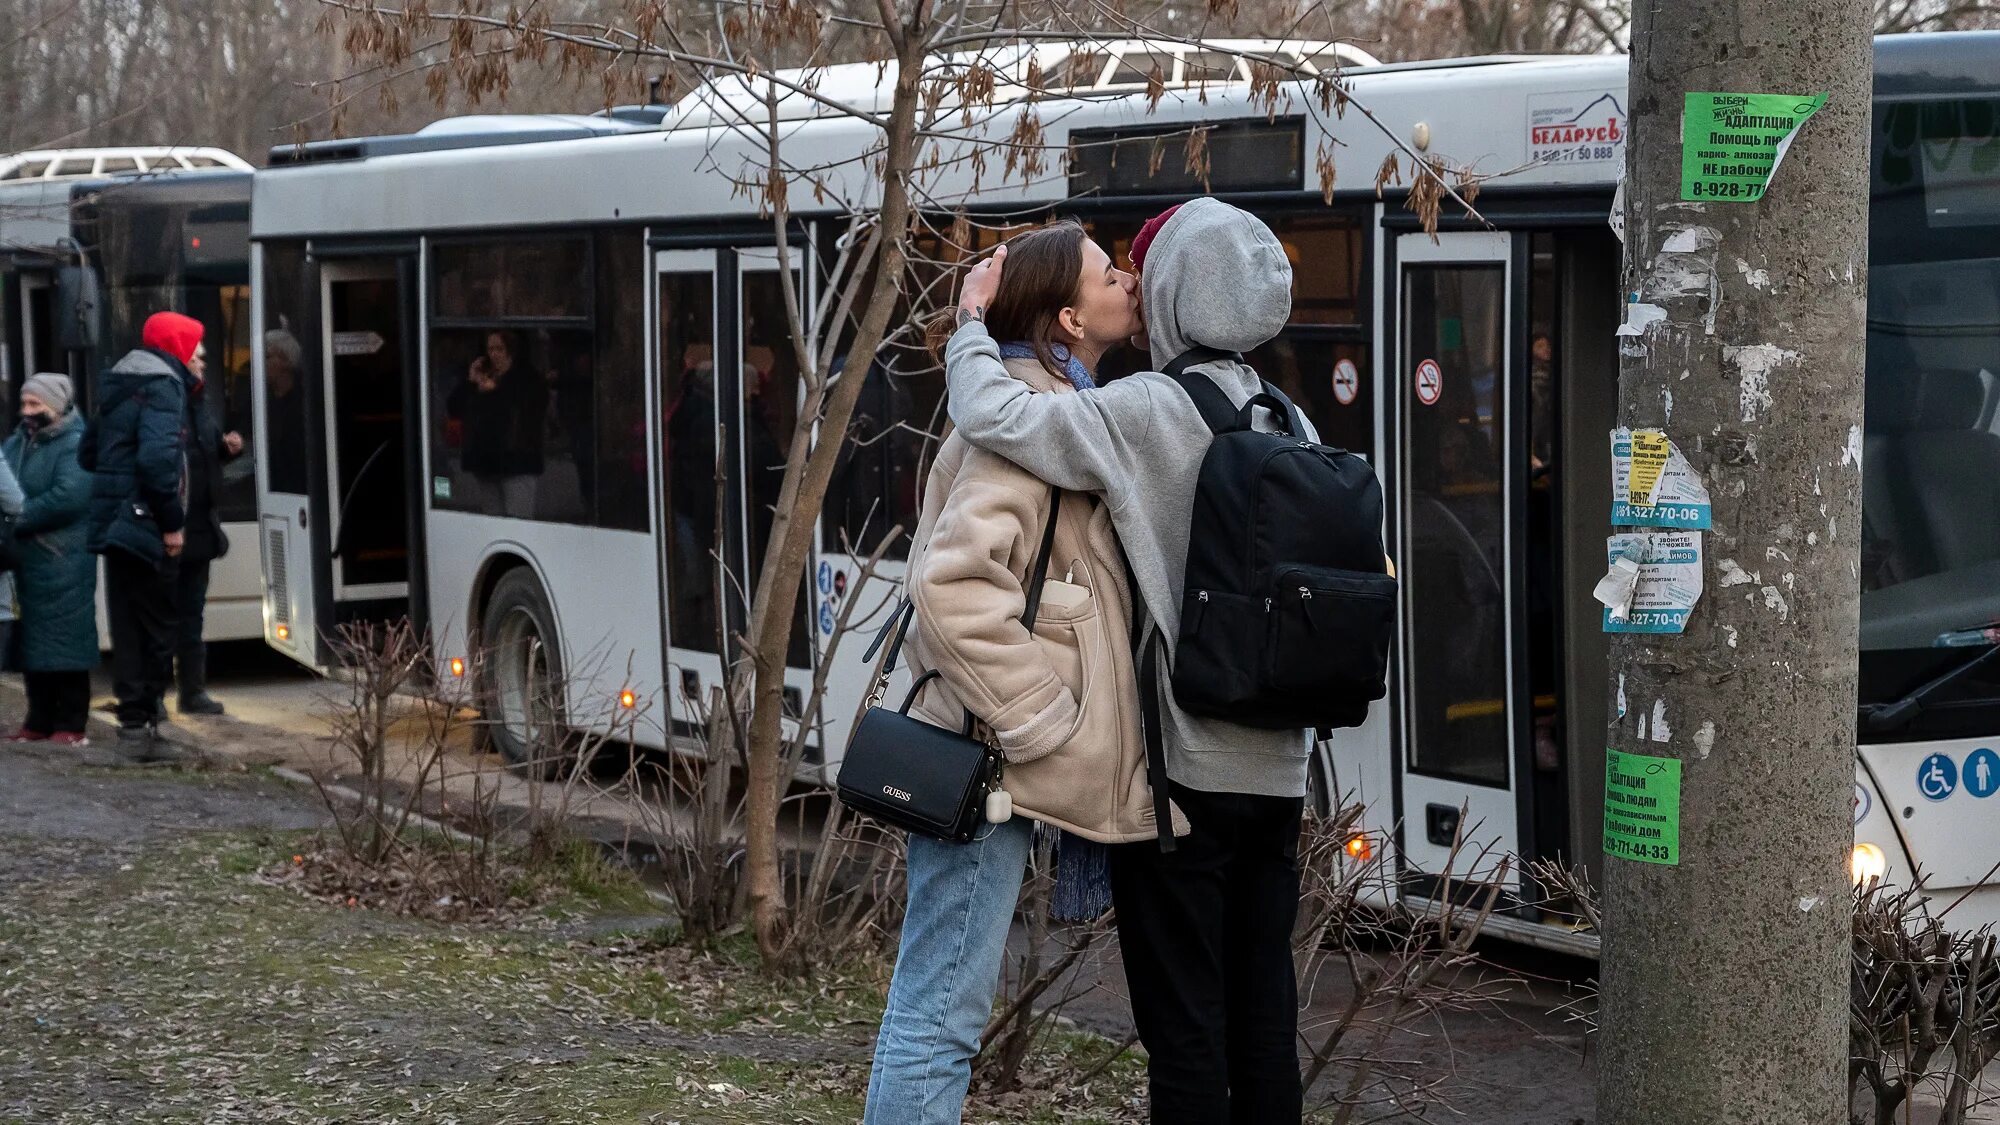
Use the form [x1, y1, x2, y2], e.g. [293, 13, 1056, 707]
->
[882, 785, 914, 802]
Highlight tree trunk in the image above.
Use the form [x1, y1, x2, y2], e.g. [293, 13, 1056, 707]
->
[741, 33, 928, 971]
[1598, 4, 1871, 1123]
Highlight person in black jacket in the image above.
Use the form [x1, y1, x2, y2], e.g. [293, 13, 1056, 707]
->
[445, 330, 545, 517]
[174, 340, 245, 715]
[82, 311, 197, 751]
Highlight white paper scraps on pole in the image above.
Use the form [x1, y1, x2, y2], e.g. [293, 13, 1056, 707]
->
[1615, 300, 1667, 337]
[1601, 532, 1705, 634]
[1593, 544, 1643, 621]
[1611, 427, 1712, 529]
[1609, 173, 1626, 244]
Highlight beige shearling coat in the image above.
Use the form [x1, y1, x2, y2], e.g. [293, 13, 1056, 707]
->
[906, 357, 1184, 845]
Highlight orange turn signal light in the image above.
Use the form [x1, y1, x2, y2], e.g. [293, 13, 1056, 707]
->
[619, 690, 638, 709]
[1344, 834, 1373, 862]
[449, 657, 466, 678]
[275, 624, 290, 641]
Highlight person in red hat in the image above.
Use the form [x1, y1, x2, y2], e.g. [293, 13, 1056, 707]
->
[78, 310, 202, 756]
[162, 323, 245, 717]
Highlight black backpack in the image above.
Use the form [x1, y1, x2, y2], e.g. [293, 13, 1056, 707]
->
[1161, 348, 1397, 732]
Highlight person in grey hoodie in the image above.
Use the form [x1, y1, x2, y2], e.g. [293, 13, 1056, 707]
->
[945, 197, 1311, 1124]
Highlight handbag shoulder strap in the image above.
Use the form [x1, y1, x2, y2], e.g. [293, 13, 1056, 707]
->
[869, 482, 1063, 723]
[1019, 484, 1062, 631]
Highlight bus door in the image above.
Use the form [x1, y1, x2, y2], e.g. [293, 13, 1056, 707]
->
[1393, 230, 1522, 892]
[317, 259, 420, 625]
[653, 245, 819, 747]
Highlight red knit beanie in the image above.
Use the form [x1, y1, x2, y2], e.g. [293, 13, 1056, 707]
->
[1128, 204, 1184, 272]
[142, 311, 204, 364]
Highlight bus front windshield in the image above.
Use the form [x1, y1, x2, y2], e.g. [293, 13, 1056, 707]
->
[1860, 95, 2000, 728]
[89, 195, 256, 525]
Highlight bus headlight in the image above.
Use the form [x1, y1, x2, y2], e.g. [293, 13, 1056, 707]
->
[1851, 842, 1888, 887]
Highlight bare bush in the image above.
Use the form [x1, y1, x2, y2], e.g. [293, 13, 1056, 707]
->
[1530, 855, 2000, 1125]
[300, 618, 644, 916]
[1850, 882, 2000, 1125]
[1295, 802, 1523, 1121]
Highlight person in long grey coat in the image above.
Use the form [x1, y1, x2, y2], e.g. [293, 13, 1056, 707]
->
[3, 374, 97, 745]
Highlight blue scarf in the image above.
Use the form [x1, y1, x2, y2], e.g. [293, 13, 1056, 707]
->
[997, 341, 1096, 391]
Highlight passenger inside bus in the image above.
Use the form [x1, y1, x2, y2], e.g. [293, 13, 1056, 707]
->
[261, 328, 308, 494]
[445, 329, 547, 519]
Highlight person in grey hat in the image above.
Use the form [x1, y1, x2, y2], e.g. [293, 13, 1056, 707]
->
[3, 374, 98, 746]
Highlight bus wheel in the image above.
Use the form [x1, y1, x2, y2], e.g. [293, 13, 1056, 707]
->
[481, 569, 566, 774]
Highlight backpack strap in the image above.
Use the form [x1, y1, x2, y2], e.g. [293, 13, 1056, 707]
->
[1138, 634, 1177, 853]
[1162, 347, 1242, 434]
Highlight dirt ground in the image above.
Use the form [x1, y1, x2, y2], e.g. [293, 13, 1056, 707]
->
[0, 687, 1154, 1124]
[8, 647, 1612, 1124]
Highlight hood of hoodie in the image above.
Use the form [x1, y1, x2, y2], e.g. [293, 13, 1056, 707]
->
[1141, 197, 1293, 369]
[104, 347, 189, 397]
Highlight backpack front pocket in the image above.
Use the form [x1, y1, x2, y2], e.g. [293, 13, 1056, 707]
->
[1264, 565, 1397, 705]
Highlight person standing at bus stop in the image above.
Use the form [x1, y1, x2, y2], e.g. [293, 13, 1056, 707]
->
[82, 311, 196, 754]
[945, 200, 1316, 1123]
[173, 337, 245, 715]
[3, 375, 97, 746]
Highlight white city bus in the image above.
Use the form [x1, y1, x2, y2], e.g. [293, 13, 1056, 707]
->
[252, 33, 2000, 948]
[1, 148, 264, 642]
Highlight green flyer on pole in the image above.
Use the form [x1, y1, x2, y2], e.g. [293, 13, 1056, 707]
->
[1681, 92, 1830, 202]
[1604, 749, 1682, 865]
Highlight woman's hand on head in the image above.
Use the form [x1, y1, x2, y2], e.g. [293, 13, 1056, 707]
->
[957, 245, 1006, 325]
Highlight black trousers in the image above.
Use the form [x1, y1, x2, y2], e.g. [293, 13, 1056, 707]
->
[105, 550, 178, 726]
[1110, 782, 1305, 1125]
[24, 670, 92, 735]
[172, 559, 212, 693]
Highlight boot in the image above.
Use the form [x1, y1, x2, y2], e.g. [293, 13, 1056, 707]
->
[177, 649, 225, 716]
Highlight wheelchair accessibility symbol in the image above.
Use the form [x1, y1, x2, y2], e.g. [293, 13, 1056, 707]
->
[1919, 752, 1958, 802]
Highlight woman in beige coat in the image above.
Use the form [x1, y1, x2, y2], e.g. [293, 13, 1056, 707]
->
[865, 221, 1178, 1125]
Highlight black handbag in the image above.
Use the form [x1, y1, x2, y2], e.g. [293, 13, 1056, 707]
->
[837, 485, 1061, 842]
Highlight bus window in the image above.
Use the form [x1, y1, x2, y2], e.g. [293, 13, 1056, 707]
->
[822, 361, 941, 562]
[429, 236, 597, 525]
[740, 266, 811, 668]
[207, 283, 256, 523]
[429, 326, 592, 522]
[824, 232, 956, 561]
[1403, 262, 1508, 786]
[433, 239, 589, 320]
[660, 270, 721, 654]
[1069, 120, 1305, 197]
[260, 243, 313, 495]
[593, 231, 649, 532]
[1250, 211, 1372, 458]
[1860, 95, 2000, 719]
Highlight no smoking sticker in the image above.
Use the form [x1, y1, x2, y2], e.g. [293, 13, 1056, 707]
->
[1332, 359, 1360, 406]
[1414, 358, 1443, 406]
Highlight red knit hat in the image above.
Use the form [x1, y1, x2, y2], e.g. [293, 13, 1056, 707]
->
[1128, 204, 1184, 272]
[142, 311, 204, 364]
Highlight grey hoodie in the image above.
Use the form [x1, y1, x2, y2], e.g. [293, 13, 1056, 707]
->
[944, 198, 1316, 799]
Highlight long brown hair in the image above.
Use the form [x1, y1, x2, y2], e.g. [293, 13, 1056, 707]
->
[928, 219, 1087, 378]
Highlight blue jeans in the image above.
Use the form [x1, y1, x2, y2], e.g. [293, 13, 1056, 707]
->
[865, 816, 1034, 1124]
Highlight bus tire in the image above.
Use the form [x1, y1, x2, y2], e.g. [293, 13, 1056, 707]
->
[480, 568, 567, 774]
